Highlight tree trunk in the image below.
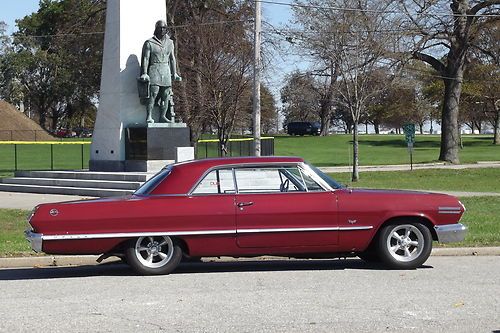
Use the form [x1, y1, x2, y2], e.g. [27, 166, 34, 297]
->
[439, 76, 462, 163]
[494, 107, 500, 145]
[351, 122, 359, 182]
[374, 122, 380, 134]
[320, 103, 329, 136]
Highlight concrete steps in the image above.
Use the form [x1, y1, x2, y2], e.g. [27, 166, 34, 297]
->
[0, 171, 149, 197]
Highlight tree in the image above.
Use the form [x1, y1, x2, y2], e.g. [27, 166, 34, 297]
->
[462, 62, 500, 142]
[280, 71, 321, 125]
[291, 0, 401, 181]
[166, 0, 254, 153]
[2, 0, 105, 130]
[399, 0, 500, 162]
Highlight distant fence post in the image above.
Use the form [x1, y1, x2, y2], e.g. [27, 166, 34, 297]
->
[50, 144, 54, 170]
[14, 144, 18, 171]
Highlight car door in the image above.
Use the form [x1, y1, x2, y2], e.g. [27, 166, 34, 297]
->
[234, 165, 338, 248]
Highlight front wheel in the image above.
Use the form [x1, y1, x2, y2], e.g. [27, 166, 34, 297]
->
[377, 223, 432, 269]
[125, 235, 182, 275]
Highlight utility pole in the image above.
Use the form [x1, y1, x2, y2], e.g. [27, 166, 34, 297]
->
[252, 0, 262, 156]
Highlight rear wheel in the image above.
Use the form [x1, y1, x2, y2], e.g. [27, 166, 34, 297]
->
[377, 223, 432, 269]
[125, 235, 182, 275]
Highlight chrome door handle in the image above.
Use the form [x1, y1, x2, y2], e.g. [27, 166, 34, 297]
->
[237, 201, 254, 208]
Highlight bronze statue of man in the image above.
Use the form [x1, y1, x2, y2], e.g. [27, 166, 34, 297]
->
[139, 20, 181, 124]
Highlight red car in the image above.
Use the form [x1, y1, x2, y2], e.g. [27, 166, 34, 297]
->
[26, 157, 467, 275]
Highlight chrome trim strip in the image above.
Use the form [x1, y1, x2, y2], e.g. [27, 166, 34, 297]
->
[438, 207, 462, 211]
[435, 223, 468, 243]
[338, 226, 373, 231]
[229, 226, 372, 233]
[438, 211, 462, 214]
[42, 229, 237, 241]
[39, 226, 374, 241]
[237, 227, 340, 233]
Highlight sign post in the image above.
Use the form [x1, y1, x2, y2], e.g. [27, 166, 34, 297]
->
[403, 124, 416, 171]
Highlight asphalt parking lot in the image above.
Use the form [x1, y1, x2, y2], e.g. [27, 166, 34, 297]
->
[0, 256, 498, 332]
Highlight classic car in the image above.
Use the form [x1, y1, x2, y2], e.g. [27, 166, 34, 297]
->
[25, 156, 467, 275]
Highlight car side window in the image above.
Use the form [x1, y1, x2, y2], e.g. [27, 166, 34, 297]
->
[283, 167, 325, 192]
[192, 169, 235, 194]
[234, 166, 323, 193]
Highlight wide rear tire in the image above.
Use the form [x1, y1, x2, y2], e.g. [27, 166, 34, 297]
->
[125, 235, 182, 275]
[377, 222, 432, 269]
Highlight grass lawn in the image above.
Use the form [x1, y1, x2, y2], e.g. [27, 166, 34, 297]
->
[1, 134, 498, 172]
[0, 209, 33, 256]
[274, 134, 500, 166]
[456, 196, 500, 247]
[328, 168, 500, 193]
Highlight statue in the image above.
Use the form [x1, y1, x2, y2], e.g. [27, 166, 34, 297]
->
[138, 20, 182, 124]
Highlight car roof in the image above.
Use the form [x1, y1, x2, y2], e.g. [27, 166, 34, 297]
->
[151, 156, 305, 195]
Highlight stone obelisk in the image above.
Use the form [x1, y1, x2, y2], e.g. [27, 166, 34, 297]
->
[89, 0, 167, 171]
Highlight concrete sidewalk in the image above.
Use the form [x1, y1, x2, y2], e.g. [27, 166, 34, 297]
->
[1, 247, 499, 269]
[0, 191, 96, 210]
[319, 161, 500, 173]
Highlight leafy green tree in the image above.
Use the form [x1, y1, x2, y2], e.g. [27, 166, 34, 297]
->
[399, 0, 500, 162]
[3, 0, 105, 130]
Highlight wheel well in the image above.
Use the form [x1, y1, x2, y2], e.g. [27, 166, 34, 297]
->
[378, 216, 438, 241]
[107, 236, 190, 257]
[174, 237, 190, 256]
[362, 216, 437, 253]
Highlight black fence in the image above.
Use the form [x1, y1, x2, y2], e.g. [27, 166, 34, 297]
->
[0, 142, 91, 171]
[0, 130, 90, 141]
[196, 137, 274, 159]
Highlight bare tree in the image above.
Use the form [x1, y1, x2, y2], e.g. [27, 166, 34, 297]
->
[291, 0, 401, 181]
[167, 0, 254, 153]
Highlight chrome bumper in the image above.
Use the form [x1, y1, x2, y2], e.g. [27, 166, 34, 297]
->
[25, 229, 43, 252]
[434, 223, 468, 243]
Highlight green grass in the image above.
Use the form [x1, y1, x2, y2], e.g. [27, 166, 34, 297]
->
[0, 134, 498, 171]
[328, 168, 500, 193]
[451, 196, 500, 247]
[274, 134, 500, 166]
[0, 209, 33, 256]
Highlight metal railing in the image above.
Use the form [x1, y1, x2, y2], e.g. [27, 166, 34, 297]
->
[0, 130, 90, 141]
[0, 141, 91, 171]
[197, 137, 274, 158]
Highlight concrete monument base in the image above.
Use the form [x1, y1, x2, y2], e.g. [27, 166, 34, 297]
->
[125, 125, 190, 165]
[125, 159, 174, 172]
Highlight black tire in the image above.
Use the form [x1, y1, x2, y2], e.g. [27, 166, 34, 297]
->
[377, 222, 432, 269]
[357, 250, 381, 263]
[125, 235, 183, 275]
[182, 254, 203, 263]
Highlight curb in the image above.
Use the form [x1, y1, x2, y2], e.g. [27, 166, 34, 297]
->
[1, 247, 499, 269]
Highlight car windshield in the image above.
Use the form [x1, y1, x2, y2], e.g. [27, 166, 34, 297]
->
[134, 165, 173, 195]
[305, 162, 344, 189]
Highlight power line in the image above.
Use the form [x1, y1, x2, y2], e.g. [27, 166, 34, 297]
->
[257, 0, 500, 18]
[11, 19, 252, 39]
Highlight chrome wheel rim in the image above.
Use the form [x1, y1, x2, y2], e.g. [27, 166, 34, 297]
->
[134, 236, 174, 268]
[386, 225, 424, 262]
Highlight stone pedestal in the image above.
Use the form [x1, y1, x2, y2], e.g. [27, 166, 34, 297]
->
[89, 0, 181, 172]
[124, 124, 190, 172]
